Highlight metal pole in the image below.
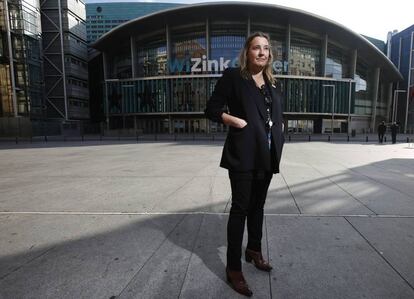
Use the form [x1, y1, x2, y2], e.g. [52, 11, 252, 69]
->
[348, 79, 352, 135]
[4, 0, 18, 117]
[404, 31, 413, 133]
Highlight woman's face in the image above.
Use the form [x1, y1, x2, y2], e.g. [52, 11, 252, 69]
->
[247, 36, 270, 70]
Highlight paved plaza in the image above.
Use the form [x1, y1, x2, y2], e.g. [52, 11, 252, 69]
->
[0, 140, 413, 298]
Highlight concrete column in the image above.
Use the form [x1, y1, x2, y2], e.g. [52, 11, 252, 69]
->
[286, 24, 291, 74]
[247, 16, 251, 36]
[130, 36, 136, 78]
[206, 19, 210, 59]
[321, 34, 328, 77]
[166, 24, 171, 74]
[370, 67, 380, 131]
[350, 49, 357, 79]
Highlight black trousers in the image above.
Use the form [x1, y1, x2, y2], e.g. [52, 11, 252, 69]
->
[227, 170, 273, 271]
[378, 132, 385, 143]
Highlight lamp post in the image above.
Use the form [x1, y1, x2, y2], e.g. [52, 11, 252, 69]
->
[323, 84, 335, 134]
[393, 89, 406, 123]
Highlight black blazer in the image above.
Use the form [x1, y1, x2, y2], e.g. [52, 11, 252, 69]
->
[205, 67, 285, 173]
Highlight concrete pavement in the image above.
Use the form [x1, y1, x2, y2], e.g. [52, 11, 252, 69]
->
[0, 140, 413, 298]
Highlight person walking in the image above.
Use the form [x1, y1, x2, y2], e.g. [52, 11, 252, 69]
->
[391, 122, 399, 144]
[205, 32, 284, 297]
[378, 121, 386, 143]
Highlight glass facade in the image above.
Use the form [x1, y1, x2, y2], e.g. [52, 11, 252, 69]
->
[290, 31, 321, 77]
[326, 43, 351, 79]
[136, 34, 167, 77]
[170, 25, 207, 75]
[210, 22, 245, 69]
[94, 8, 401, 135]
[86, 2, 181, 44]
[0, 0, 42, 118]
[354, 60, 373, 116]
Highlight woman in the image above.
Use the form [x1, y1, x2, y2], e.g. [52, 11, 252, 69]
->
[205, 32, 284, 297]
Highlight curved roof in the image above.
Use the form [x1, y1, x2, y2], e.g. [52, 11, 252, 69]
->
[92, 1, 402, 82]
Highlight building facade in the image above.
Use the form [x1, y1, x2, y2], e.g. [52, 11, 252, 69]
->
[85, 2, 181, 44]
[388, 25, 414, 133]
[0, 0, 43, 135]
[40, 0, 89, 123]
[91, 3, 402, 135]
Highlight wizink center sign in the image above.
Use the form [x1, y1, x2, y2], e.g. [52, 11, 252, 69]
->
[168, 55, 287, 73]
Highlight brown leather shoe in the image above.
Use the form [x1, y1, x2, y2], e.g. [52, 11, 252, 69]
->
[226, 267, 253, 297]
[245, 248, 273, 272]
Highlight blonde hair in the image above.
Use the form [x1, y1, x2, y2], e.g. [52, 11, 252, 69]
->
[239, 32, 275, 84]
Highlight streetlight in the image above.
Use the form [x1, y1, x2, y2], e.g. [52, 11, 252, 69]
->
[323, 84, 335, 134]
[393, 89, 406, 123]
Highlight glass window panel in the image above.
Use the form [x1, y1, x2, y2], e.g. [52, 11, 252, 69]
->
[108, 42, 131, 79]
[354, 60, 373, 116]
[136, 34, 167, 77]
[170, 25, 207, 74]
[290, 31, 321, 76]
[210, 22, 246, 72]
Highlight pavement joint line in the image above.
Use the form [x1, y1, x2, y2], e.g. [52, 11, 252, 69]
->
[280, 173, 301, 214]
[116, 213, 188, 298]
[177, 214, 205, 299]
[264, 216, 273, 299]
[343, 216, 414, 292]
[304, 162, 379, 216]
[149, 176, 197, 211]
[0, 211, 413, 218]
[0, 246, 56, 281]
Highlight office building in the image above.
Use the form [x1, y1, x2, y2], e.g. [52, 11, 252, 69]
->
[388, 25, 414, 133]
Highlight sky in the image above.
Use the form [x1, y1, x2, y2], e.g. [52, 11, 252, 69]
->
[85, 0, 414, 41]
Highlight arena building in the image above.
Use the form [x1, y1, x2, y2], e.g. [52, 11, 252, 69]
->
[91, 2, 403, 135]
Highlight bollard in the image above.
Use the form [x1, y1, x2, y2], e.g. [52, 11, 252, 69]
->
[385, 136, 387, 142]
[136, 131, 139, 142]
[328, 135, 330, 142]
[407, 137, 410, 143]
[44, 135, 48, 142]
[347, 135, 350, 142]
[366, 136, 368, 142]
[308, 135, 311, 142]
[288, 135, 291, 142]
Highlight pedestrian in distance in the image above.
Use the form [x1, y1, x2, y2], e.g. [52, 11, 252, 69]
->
[205, 32, 285, 297]
[391, 122, 399, 144]
[378, 121, 386, 143]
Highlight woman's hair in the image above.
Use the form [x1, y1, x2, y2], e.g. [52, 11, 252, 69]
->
[239, 32, 275, 84]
